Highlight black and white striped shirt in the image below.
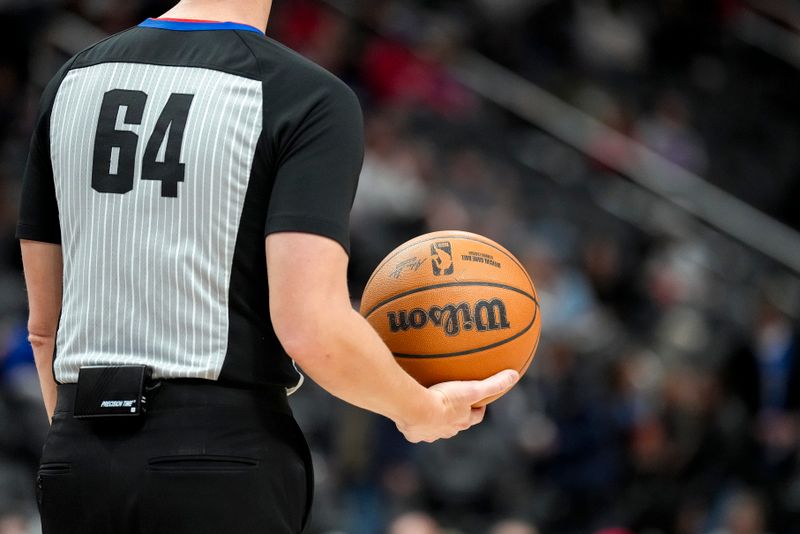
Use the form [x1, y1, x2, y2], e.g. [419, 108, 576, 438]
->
[17, 18, 364, 389]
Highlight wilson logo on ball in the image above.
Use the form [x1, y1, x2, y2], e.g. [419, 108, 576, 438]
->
[387, 298, 510, 337]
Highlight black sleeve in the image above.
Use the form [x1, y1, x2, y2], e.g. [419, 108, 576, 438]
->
[264, 75, 364, 254]
[16, 62, 73, 244]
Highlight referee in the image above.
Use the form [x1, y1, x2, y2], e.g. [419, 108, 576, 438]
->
[17, 1, 519, 532]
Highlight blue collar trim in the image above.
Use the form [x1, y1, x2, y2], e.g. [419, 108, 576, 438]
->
[139, 18, 263, 35]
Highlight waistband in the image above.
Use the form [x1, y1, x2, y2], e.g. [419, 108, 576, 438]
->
[55, 379, 290, 416]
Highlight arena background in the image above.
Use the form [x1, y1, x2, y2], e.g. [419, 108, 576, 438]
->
[1, 1, 800, 533]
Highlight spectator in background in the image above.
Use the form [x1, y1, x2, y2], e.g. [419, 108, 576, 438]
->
[582, 90, 638, 172]
[270, 0, 351, 73]
[724, 296, 800, 485]
[572, 0, 647, 73]
[489, 518, 540, 534]
[415, 421, 515, 532]
[351, 112, 428, 229]
[531, 341, 625, 532]
[581, 232, 648, 330]
[0, 516, 27, 534]
[359, 18, 475, 118]
[521, 236, 598, 338]
[388, 511, 441, 534]
[0, 324, 44, 534]
[349, 111, 429, 285]
[709, 489, 769, 534]
[634, 91, 709, 176]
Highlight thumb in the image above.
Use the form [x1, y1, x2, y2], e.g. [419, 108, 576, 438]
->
[468, 369, 519, 404]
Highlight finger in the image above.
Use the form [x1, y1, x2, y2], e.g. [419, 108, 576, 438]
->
[467, 369, 519, 404]
[469, 406, 486, 426]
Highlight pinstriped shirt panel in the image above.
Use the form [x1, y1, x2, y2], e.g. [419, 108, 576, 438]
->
[50, 62, 263, 382]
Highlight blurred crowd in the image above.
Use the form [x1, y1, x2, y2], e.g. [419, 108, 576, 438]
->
[1, 1, 800, 533]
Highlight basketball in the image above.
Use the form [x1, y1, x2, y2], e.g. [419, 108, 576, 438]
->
[360, 231, 541, 404]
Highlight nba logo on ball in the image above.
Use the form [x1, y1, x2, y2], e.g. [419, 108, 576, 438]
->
[361, 231, 541, 404]
[431, 242, 454, 276]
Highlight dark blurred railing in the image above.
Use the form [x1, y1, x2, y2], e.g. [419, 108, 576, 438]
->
[321, 0, 800, 281]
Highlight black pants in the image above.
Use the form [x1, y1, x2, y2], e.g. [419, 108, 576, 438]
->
[37, 381, 313, 534]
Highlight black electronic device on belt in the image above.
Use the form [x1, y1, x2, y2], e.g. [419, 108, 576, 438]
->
[74, 365, 152, 419]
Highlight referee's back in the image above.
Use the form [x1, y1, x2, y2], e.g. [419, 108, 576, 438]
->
[17, 18, 364, 390]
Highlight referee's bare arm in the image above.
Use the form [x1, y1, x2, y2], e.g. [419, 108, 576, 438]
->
[20, 240, 62, 422]
[267, 232, 518, 443]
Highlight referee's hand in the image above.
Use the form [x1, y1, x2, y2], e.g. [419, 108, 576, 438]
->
[396, 369, 519, 443]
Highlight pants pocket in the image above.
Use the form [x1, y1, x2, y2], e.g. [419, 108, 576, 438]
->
[147, 454, 259, 472]
[37, 463, 80, 534]
[140, 454, 305, 534]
